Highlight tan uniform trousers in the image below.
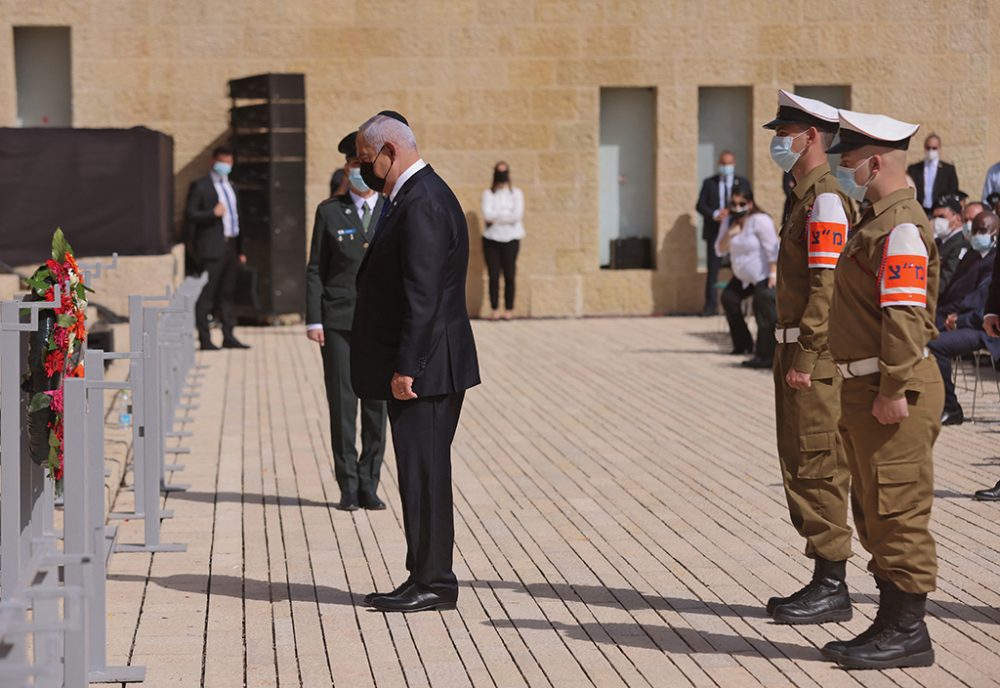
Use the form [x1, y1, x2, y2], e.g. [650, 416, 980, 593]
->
[774, 344, 853, 562]
[839, 357, 942, 594]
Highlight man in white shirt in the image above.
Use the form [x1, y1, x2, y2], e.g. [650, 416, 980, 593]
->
[185, 145, 249, 350]
[304, 131, 388, 512]
[906, 133, 959, 214]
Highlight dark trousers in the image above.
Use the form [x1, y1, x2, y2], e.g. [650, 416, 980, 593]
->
[195, 249, 239, 344]
[720, 277, 777, 360]
[387, 392, 465, 597]
[704, 238, 722, 313]
[929, 328, 988, 414]
[482, 238, 520, 311]
[321, 329, 387, 496]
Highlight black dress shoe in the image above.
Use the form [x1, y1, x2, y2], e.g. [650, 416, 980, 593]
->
[364, 579, 414, 607]
[741, 356, 773, 369]
[200, 341, 220, 351]
[369, 584, 457, 613]
[974, 480, 1000, 501]
[941, 408, 964, 426]
[222, 337, 250, 349]
[771, 558, 852, 625]
[334, 492, 359, 511]
[359, 492, 386, 510]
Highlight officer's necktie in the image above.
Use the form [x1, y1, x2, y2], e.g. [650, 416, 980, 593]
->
[361, 202, 371, 230]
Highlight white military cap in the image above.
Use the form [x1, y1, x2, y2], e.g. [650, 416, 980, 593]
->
[827, 109, 920, 153]
[762, 89, 840, 132]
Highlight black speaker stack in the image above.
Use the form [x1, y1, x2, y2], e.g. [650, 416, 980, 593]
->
[228, 73, 306, 320]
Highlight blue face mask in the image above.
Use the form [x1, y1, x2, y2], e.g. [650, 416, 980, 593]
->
[348, 167, 370, 192]
[836, 156, 874, 202]
[719, 164, 735, 177]
[213, 161, 232, 177]
[769, 131, 807, 173]
[970, 233, 994, 254]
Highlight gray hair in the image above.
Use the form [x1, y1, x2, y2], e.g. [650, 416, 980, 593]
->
[359, 114, 417, 152]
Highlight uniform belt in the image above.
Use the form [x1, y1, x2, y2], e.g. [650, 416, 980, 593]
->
[836, 349, 930, 379]
[775, 327, 801, 344]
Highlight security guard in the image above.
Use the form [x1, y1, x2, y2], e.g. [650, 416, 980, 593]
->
[762, 91, 856, 625]
[305, 131, 388, 512]
[823, 111, 942, 670]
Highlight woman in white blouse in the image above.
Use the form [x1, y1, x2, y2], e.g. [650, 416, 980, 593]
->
[714, 188, 779, 369]
[481, 162, 525, 320]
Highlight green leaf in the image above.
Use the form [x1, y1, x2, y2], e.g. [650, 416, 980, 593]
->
[56, 313, 76, 328]
[75, 283, 86, 300]
[48, 431, 60, 448]
[25, 276, 49, 294]
[28, 392, 52, 413]
[47, 338, 58, 351]
[82, 283, 95, 294]
[51, 228, 70, 263]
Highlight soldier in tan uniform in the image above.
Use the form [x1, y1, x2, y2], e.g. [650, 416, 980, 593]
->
[823, 110, 942, 670]
[761, 91, 857, 625]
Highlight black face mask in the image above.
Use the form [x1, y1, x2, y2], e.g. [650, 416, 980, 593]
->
[493, 169, 510, 186]
[360, 145, 390, 193]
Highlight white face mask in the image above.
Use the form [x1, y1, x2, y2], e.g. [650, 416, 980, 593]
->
[932, 216, 952, 239]
[925, 149, 940, 164]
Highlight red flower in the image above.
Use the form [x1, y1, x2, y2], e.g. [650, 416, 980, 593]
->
[70, 363, 84, 378]
[44, 388, 64, 414]
[44, 349, 65, 378]
[54, 326, 69, 350]
[46, 259, 65, 282]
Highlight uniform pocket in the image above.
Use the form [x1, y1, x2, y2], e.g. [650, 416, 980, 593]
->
[876, 462, 921, 515]
[796, 431, 836, 479]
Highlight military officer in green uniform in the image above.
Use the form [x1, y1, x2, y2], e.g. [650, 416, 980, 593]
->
[306, 131, 388, 512]
[823, 110, 942, 669]
[762, 91, 857, 625]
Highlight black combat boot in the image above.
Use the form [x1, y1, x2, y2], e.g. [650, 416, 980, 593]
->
[771, 558, 852, 625]
[822, 578, 898, 661]
[836, 590, 934, 669]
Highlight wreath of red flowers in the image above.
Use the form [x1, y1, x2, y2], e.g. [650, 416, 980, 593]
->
[24, 229, 90, 487]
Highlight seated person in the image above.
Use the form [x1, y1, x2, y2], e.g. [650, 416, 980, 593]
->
[714, 188, 779, 369]
[936, 209, 998, 330]
[962, 201, 985, 239]
[932, 194, 970, 295]
[930, 272, 1000, 426]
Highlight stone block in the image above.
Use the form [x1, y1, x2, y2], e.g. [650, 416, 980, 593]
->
[526, 275, 582, 318]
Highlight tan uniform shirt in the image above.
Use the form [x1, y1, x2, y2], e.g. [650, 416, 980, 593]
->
[829, 187, 940, 399]
[776, 163, 856, 377]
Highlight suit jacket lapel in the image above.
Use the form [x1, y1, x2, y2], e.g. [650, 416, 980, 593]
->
[357, 166, 434, 277]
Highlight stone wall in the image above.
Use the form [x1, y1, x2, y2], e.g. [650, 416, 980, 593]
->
[1, 0, 997, 317]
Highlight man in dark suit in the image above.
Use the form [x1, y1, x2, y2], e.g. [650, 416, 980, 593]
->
[907, 133, 959, 215]
[936, 205, 995, 330]
[696, 151, 752, 315]
[306, 132, 388, 512]
[185, 145, 249, 350]
[352, 113, 480, 613]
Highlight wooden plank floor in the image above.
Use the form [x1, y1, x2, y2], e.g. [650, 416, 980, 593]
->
[106, 317, 1000, 687]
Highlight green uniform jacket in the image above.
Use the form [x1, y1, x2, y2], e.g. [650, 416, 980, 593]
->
[829, 188, 940, 399]
[305, 193, 384, 331]
[776, 163, 858, 377]
[937, 230, 969, 296]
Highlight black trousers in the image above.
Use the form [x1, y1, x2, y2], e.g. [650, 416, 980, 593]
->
[482, 238, 520, 311]
[321, 329, 387, 496]
[720, 277, 777, 360]
[195, 248, 239, 344]
[387, 392, 465, 597]
[929, 328, 988, 414]
[703, 238, 722, 313]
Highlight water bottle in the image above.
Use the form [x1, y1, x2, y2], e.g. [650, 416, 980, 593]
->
[119, 389, 132, 428]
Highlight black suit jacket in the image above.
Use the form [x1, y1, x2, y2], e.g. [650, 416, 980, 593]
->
[906, 160, 959, 208]
[985, 244, 1000, 317]
[939, 247, 994, 318]
[696, 173, 752, 240]
[184, 174, 241, 262]
[351, 165, 481, 401]
[305, 193, 384, 331]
